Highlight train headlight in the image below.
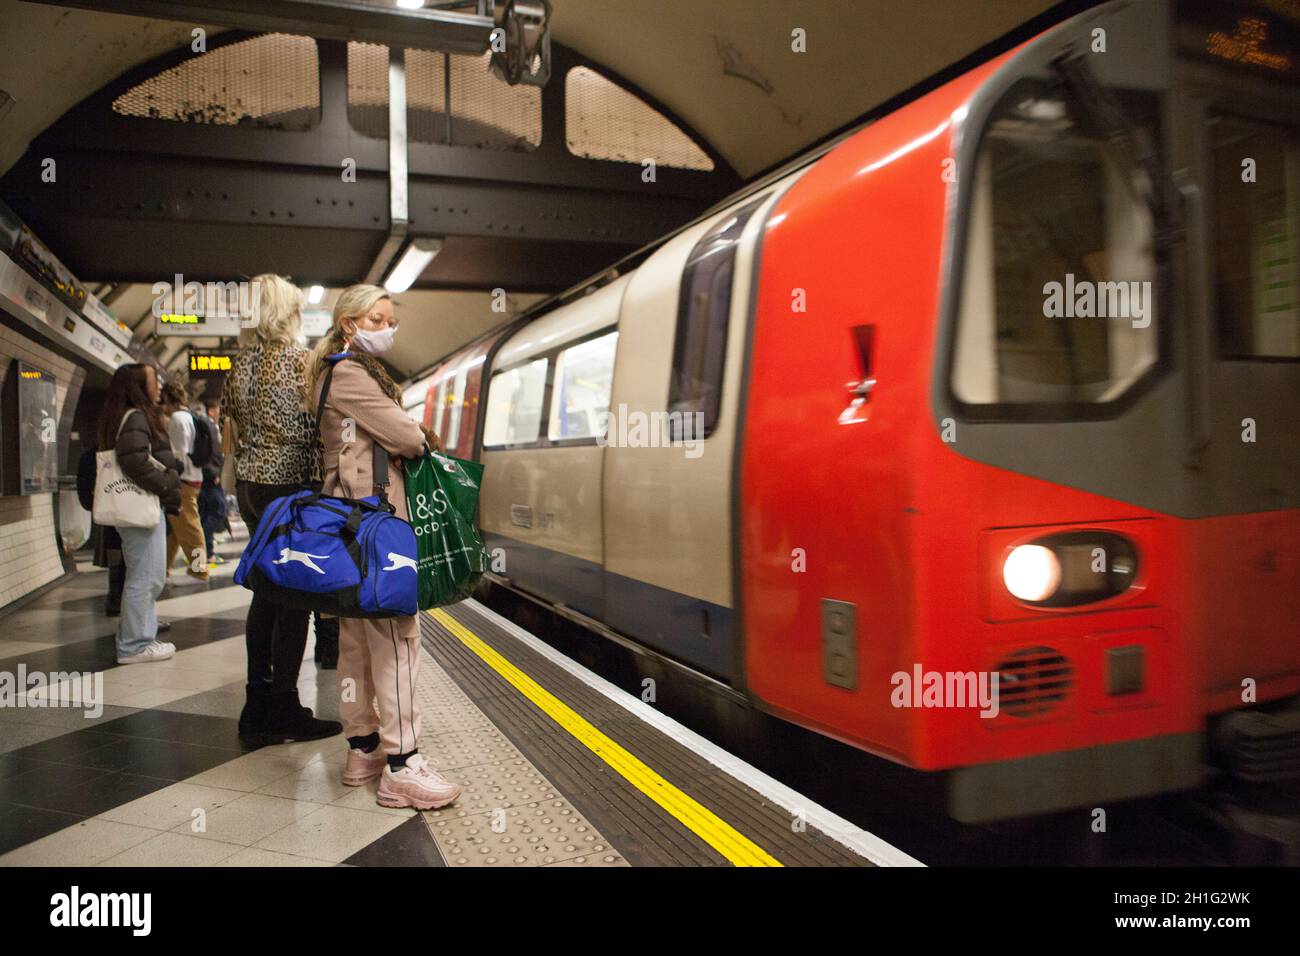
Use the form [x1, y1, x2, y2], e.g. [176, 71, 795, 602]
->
[1003, 545, 1062, 602]
[1002, 532, 1139, 607]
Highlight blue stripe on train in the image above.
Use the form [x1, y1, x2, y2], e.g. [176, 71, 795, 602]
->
[481, 531, 736, 683]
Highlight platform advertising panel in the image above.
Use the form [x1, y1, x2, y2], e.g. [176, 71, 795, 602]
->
[1, 361, 59, 496]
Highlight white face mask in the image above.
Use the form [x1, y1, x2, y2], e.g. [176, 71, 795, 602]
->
[351, 325, 396, 356]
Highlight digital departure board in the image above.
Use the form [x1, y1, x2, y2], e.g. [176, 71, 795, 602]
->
[188, 351, 236, 377]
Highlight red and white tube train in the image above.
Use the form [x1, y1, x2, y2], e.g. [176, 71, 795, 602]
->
[411, 0, 1299, 821]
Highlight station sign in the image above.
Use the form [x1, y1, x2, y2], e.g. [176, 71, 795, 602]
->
[301, 309, 332, 339]
[0, 253, 127, 373]
[151, 277, 248, 337]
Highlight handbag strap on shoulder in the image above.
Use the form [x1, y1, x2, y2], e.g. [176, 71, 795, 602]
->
[115, 408, 138, 440]
[315, 354, 393, 507]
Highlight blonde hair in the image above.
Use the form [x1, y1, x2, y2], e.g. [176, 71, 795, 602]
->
[248, 274, 303, 348]
[305, 284, 391, 408]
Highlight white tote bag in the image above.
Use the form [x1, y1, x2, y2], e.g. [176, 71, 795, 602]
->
[93, 411, 161, 529]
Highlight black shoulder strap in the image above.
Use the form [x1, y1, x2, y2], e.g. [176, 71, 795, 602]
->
[372, 439, 390, 505]
[315, 357, 393, 506]
[313, 360, 339, 439]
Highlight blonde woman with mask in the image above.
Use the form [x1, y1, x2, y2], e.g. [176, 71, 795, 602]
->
[306, 284, 461, 809]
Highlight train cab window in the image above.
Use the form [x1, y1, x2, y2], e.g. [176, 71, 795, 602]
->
[483, 358, 548, 447]
[548, 330, 618, 441]
[952, 80, 1160, 415]
[668, 195, 767, 439]
[1210, 113, 1300, 359]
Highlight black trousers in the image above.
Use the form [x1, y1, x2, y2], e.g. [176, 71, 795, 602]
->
[106, 562, 126, 614]
[237, 480, 310, 691]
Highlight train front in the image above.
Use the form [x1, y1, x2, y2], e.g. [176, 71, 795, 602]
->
[924, 0, 1300, 822]
[738, 0, 1298, 826]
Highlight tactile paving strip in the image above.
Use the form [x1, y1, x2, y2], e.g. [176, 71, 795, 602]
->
[422, 603, 873, 867]
[413, 643, 628, 867]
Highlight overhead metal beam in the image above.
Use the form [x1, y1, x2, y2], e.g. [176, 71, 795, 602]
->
[365, 45, 410, 287]
[23, 0, 494, 54]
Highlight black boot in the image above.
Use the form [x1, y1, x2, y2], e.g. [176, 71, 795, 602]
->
[314, 615, 339, 670]
[238, 683, 270, 738]
[258, 690, 342, 744]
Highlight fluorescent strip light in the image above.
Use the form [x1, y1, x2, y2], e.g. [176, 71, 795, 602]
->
[383, 238, 443, 294]
[395, 0, 425, 10]
[307, 285, 325, 304]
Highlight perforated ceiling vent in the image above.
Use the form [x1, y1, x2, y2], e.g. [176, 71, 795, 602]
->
[564, 66, 714, 171]
[113, 34, 320, 130]
[347, 42, 540, 150]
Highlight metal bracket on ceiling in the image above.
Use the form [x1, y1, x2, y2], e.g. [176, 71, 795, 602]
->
[488, 0, 552, 87]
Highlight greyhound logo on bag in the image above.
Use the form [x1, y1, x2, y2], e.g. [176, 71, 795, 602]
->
[383, 552, 418, 573]
[273, 548, 329, 574]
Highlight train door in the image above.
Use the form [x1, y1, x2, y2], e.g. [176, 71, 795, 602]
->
[1170, 6, 1300, 708]
[476, 277, 626, 618]
[603, 186, 791, 682]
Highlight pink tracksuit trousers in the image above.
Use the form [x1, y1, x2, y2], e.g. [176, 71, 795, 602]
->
[338, 614, 423, 755]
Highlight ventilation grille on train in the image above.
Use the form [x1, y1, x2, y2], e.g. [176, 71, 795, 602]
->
[994, 646, 1073, 718]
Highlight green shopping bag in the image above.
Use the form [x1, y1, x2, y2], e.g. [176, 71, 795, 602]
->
[403, 451, 490, 609]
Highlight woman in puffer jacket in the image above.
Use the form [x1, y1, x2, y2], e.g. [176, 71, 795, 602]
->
[97, 363, 182, 663]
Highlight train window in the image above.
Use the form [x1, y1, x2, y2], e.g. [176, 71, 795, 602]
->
[1210, 113, 1300, 359]
[447, 363, 469, 449]
[669, 196, 768, 438]
[952, 80, 1159, 413]
[483, 358, 548, 447]
[548, 331, 618, 441]
[432, 374, 449, 438]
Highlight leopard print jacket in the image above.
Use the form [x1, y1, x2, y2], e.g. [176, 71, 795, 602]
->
[221, 343, 317, 484]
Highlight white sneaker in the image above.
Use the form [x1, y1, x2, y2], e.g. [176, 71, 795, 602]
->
[117, 640, 177, 664]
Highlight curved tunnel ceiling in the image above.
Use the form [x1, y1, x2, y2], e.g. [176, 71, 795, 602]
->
[0, 0, 1065, 180]
[0, 0, 1072, 382]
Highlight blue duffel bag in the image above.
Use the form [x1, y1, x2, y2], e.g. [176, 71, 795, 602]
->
[234, 489, 419, 618]
[234, 356, 420, 618]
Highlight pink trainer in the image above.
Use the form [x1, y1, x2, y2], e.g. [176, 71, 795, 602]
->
[376, 753, 462, 810]
[341, 747, 387, 787]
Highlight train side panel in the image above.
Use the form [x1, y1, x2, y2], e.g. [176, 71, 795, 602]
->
[603, 182, 798, 680]
[476, 276, 627, 622]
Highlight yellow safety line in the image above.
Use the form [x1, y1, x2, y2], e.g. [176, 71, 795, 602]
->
[428, 608, 783, 867]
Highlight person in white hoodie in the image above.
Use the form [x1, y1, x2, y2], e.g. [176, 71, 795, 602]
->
[161, 382, 209, 582]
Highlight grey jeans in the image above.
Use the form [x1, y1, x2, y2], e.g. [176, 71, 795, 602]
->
[116, 511, 167, 656]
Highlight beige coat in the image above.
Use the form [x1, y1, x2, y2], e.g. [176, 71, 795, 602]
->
[313, 359, 426, 521]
